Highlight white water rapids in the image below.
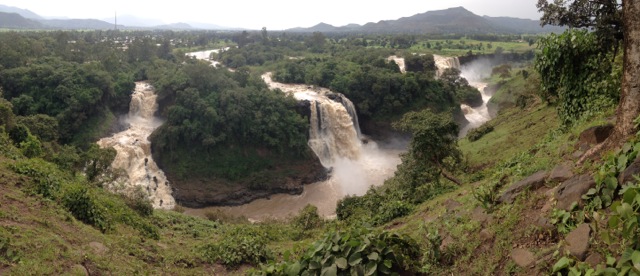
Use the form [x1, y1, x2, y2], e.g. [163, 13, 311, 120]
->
[390, 55, 493, 137]
[97, 82, 176, 209]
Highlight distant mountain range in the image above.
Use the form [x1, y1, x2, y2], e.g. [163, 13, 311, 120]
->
[0, 5, 563, 34]
[287, 7, 565, 34]
[0, 4, 237, 30]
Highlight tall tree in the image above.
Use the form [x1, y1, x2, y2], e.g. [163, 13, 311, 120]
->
[538, 0, 639, 155]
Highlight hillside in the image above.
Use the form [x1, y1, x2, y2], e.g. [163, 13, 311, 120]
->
[287, 7, 566, 34]
[0, 12, 43, 29]
[0, 4, 42, 20]
[37, 18, 116, 30]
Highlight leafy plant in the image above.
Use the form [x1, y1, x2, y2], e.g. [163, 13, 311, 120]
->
[550, 203, 581, 234]
[255, 228, 420, 275]
[472, 181, 500, 212]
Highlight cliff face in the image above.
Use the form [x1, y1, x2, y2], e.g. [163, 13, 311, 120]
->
[163, 152, 328, 208]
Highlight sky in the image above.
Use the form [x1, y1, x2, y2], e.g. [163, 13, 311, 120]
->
[2, 0, 543, 30]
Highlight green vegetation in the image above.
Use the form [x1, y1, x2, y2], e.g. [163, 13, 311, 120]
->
[0, 2, 639, 273]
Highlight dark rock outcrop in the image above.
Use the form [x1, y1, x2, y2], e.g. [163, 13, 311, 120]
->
[170, 160, 329, 208]
[577, 124, 614, 148]
[499, 170, 548, 204]
[555, 174, 596, 211]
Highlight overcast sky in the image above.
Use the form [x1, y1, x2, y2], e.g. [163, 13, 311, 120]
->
[2, 0, 543, 30]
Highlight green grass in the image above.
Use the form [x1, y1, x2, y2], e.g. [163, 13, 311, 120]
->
[409, 38, 536, 56]
[460, 104, 558, 168]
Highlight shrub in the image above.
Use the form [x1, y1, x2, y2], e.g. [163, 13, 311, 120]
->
[11, 158, 64, 199]
[202, 227, 271, 267]
[373, 200, 413, 226]
[467, 124, 494, 142]
[62, 183, 113, 233]
[291, 204, 323, 231]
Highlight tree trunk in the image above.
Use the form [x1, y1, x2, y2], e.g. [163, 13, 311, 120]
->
[611, 0, 640, 142]
[580, 0, 640, 162]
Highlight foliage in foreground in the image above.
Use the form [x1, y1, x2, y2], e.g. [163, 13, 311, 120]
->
[552, 118, 640, 275]
[255, 227, 420, 275]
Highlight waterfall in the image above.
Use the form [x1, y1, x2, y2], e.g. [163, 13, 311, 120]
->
[262, 72, 401, 197]
[433, 54, 461, 76]
[307, 94, 362, 167]
[433, 55, 493, 137]
[97, 82, 175, 209]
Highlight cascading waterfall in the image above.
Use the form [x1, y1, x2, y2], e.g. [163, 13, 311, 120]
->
[433, 54, 461, 77]
[97, 82, 175, 209]
[432, 55, 493, 137]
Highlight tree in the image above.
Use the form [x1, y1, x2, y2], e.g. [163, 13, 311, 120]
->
[392, 110, 462, 190]
[538, 0, 639, 155]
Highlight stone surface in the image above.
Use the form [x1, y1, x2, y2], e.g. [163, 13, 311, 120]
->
[511, 248, 535, 268]
[578, 124, 614, 146]
[565, 224, 591, 261]
[89, 241, 108, 255]
[548, 162, 574, 183]
[555, 174, 596, 211]
[585, 252, 604, 267]
[499, 170, 548, 204]
[619, 156, 640, 185]
[572, 150, 585, 159]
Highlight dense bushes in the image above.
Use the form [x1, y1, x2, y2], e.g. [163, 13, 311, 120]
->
[535, 30, 621, 125]
[201, 227, 271, 267]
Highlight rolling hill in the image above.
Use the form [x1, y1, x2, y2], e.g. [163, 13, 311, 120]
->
[0, 12, 43, 29]
[287, 7, 565, 34]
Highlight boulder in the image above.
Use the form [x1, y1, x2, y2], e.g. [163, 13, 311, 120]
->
[565, 224, 591, 261]
[619, 156, 640, 185]
[578, 124, 614, 147]
[555, 174, 596, 211]
[548, 162, 574, 183]
[511, 248, 535, 268]
[499, 170, 548, 204]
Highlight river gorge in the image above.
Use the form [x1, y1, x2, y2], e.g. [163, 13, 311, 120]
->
[97, 50, 494, 221]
